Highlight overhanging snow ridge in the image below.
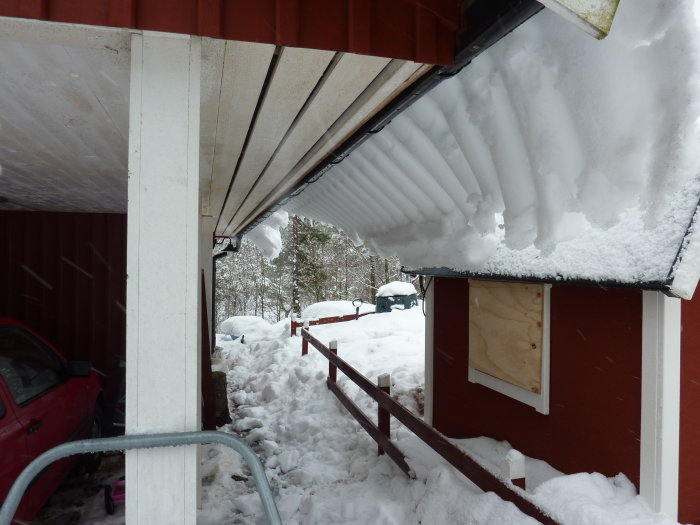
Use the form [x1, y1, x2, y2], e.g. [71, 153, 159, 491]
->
[283, 0, 700, 293]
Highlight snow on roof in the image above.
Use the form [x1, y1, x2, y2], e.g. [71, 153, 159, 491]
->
[284, 0, 700, 298]
[376, 281, 418, 297]
[246, 210, 288, 259]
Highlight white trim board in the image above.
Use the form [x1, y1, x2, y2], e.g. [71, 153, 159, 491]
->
[468, 283, 551, 415]
[640, 291, 680, 519]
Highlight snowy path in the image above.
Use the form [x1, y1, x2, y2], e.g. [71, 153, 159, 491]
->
[202, 307, 539, 524]
[198, 306, 676, 525]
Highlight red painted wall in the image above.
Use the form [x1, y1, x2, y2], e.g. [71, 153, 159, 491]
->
[432, 277, 643, 486]
[680, 295, 700, 524]
[0, 0, 459, 65]
[0, 211, 127, 426]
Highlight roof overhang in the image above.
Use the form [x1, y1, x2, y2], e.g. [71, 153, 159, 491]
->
[281, 0, 700, 299]
[0, 16, 431, 233]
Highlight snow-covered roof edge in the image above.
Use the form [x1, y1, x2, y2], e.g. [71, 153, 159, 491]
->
[401, 266, 669, 292]
[669, 203, 700, 300]
[284, 1, 700, 294]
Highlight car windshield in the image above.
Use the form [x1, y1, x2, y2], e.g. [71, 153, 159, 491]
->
[0, 325, 64, 405]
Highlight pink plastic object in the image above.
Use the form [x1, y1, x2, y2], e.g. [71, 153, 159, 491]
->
[104, 479, 125, 514]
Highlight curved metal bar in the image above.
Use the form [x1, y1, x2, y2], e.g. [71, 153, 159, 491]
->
[0, 431, 281, 525]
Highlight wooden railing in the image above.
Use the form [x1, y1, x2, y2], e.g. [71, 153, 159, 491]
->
[300, 327, 560, 525]
[290, 311, 375, 336]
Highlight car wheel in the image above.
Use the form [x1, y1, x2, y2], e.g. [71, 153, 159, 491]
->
[83, 402, 104, 474]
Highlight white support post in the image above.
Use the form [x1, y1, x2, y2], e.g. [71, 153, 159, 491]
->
[424, 277, 434, 425]
[126, 32, 202, 525]
[641, 291, 681, 520]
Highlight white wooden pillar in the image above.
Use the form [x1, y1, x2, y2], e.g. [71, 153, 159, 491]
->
[640, 291, 681, 519]
[126, 32, 202, 524]
[424, 277, 435, 425]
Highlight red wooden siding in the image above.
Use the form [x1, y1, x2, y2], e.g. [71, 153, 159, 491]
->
[432, 277, 643, 487]
[0, 0, 459, 65]
[0, 211, 127, 426]
[680, 296, 700, 524]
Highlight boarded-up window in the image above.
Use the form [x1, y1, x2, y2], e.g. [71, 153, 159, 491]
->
[468, 280, 550, 414]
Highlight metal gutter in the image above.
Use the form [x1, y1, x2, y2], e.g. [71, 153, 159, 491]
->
[212, 237, 240, 353]
[239, 0, 544, 236]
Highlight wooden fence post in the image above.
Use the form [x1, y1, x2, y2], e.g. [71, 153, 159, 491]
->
[329, 340, 338, 383]
[377, 373, 391, 456]
[301, 321, 309, 356]
[501, 449, 526, 490]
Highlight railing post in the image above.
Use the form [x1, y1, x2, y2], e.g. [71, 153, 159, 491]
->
[378, 373, 390, 455]
[501, 449, 526, 490]
[329, 340, 338, 383]
[291, 313, 297, 336]
[301, 321, 309, 356]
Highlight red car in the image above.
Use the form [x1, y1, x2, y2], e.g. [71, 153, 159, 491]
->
[0, 318, 103, 523]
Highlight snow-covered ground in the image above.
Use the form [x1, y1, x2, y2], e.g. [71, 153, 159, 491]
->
[199, 304, 677, 525]
[44, 302, 679, 524]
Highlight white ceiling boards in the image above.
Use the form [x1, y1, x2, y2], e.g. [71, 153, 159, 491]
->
[0, 18, 130, 213]
[0, 16, 428, 235]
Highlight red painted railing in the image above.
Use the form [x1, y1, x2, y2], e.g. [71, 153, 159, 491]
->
[300, 328, 560, 525]
[290, 311, 375, 337]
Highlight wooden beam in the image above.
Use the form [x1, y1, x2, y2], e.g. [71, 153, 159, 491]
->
[327, 378, 413, 478]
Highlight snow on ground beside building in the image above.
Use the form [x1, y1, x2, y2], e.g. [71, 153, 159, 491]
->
[198, 306, 678, 525]
[219, 315, 274, 339]
[300, 300, 376, 320]
[47, 304, 678, 524]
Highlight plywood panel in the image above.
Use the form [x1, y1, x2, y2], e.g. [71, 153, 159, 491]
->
[225, 52, 390, 231]
[199, 39, 275, 217]
[469, 280, 544, 393]
[216, 45, 334, 233]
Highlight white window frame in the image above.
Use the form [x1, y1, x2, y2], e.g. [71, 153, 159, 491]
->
[467, 282, 551, 415]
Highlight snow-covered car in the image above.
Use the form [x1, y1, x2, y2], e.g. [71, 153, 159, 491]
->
[0, 318, 103, 523]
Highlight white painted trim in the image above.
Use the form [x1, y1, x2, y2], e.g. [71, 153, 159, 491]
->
[537, 0, 619, 39]
[640, 291, 681, 520]
[669, 206, 700, 300]
[125, 31, 202, 525]
[424, 277, 435, 426]
[468, 284, 550, 415]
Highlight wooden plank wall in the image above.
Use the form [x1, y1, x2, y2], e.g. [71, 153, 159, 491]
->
[680, 296, 700, 524]
[0, 211, 127, 426]
[432, 277, 644, 487]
